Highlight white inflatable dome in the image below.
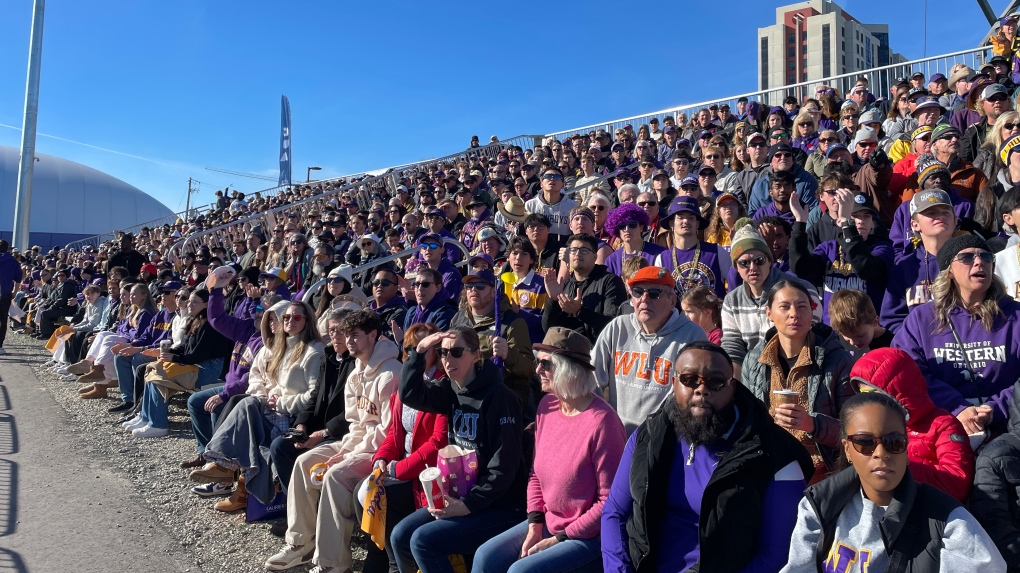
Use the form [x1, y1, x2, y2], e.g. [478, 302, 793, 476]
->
[0, 144, 173, 248]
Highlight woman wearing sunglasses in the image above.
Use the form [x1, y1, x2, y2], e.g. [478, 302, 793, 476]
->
[393, 327, 526, 573]
[849, 348, 975, 501]
[893, 235, 1020, 446]
[194, 300, 324, 512]
[743, 280, 855, 483]
[781, 392, 1006, 572]
[603, 203, 666, 277]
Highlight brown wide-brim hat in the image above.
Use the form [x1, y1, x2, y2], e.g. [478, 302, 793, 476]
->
[533, 326, 595, 371]
[497, 196, 529, 223]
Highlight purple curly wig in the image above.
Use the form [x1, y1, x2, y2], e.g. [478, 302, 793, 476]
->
[607, 202, 650, 239]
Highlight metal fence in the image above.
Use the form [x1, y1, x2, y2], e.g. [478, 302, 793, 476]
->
[541, 47, 990, 142]
[62, 201, 219, 252]
[166, 171, 397, 266]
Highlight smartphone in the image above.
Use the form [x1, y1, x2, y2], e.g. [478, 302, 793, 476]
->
[283, 429, 308, 442]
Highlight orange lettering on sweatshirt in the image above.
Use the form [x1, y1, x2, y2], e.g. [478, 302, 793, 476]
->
[652, 358, 672, 386]
[614, 351, 642, 376]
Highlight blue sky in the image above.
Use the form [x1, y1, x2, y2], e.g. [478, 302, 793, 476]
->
[0, 0, 998, 214]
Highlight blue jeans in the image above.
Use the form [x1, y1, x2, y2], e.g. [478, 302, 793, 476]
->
[141, 358, 224, 429]
[116, 353, 155, 403]
[473, 521, 603, 573]
[391, 505, 524, 573]
[187, 384, 225, 453]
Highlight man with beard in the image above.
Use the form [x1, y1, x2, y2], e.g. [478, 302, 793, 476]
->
[601, 342, 811, 573]
[311, 243, 337, 285]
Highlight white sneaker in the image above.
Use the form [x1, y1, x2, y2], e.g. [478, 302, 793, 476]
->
[42, 359, 55, 367]
[265, 544, 314, 571]
[122, 416, 147, 430]
[60, 373, 77, 382]
[132, 425, 168, 438]
[308, 566, 335, 573]
[55, 366, 70, 375]
[191, 482, 233, 497]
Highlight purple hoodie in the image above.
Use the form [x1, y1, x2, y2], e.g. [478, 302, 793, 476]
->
[892, 298, 1020, 425]
[130, 308, 175, 348]
[208, 288, 264, 402]
[116, 309, 153, 340]
[880, 245, 940, 334]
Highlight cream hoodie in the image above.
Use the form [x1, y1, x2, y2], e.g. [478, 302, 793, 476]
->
[246, 336, 325, 415]
[337, 338, 401, 458]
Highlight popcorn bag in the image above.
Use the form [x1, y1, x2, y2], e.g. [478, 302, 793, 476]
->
[436, 445, 478, 499]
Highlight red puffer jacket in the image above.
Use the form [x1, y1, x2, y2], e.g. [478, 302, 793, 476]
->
[849, 347, 975, 501]
[372, 390, 448, 508]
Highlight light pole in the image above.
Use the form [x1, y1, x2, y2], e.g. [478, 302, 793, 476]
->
[12, 0, 45, 251]
[306, 166, 321, 182]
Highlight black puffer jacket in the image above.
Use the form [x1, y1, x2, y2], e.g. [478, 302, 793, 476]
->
[971, 380, 1020, 571]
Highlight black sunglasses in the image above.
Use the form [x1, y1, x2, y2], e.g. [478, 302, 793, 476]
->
[674, 373, 732, 391]
[737, 256, 768, 269]
[617, 221, 641, 232]
[412, 281, 434, 289]
[536, 358, 553, 371]
[371, 279, 396, 287]
[438, 346, 475, 358]
[631, 286, 665, 300]
[846, 433, 908, 456]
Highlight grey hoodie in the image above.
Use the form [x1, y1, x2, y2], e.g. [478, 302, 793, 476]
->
[591, 309, 707, 434]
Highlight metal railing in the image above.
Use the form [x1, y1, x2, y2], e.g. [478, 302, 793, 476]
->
[385, 135, 543, 176]
[167, 172, 395, 265]
[300, 237, 470, 305]
[542, 47, 990, 141]
[63, 201, 219, 251]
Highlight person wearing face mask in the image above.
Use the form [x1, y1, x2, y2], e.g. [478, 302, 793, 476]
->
[789, 190, 895, 325]
[780, 392, 1005, 573]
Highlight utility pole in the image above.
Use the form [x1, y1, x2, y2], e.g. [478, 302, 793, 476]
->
[12, 0, 45, 251]
[185, 178, 193, 219]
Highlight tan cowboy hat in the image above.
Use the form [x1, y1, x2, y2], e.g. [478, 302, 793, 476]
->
[497, 196, 529, 223]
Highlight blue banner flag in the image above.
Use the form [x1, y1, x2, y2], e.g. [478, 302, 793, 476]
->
[279, 95, 292, 187]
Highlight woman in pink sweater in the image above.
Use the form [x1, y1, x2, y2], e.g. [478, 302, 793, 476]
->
[474, 327, 626, 573]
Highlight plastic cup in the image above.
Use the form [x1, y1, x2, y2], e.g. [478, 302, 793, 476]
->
[419, 467, 446, 510]
[160, 339, 172, 354]
[773, 389, 801, 406]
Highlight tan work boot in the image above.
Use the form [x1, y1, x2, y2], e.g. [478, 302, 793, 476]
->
[77, 364, 106, 383]
[214, 476, 247, 512]
[190, 462, 236, 484]
[66, 360, 93, 376]
[80, 381, 114, 400]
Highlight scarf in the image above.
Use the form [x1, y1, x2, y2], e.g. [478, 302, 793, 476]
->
[759, 332, 824, 477]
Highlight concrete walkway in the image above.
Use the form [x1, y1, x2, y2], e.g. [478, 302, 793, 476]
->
[0, 340, 197, 573]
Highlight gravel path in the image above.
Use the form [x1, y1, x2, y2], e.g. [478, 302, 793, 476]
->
[5, 332, 370, 573]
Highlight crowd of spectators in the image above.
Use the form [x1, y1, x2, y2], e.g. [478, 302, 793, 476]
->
[6, 31, 1020, 573]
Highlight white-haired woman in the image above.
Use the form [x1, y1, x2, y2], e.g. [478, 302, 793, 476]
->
[473, 327, 626, 573]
